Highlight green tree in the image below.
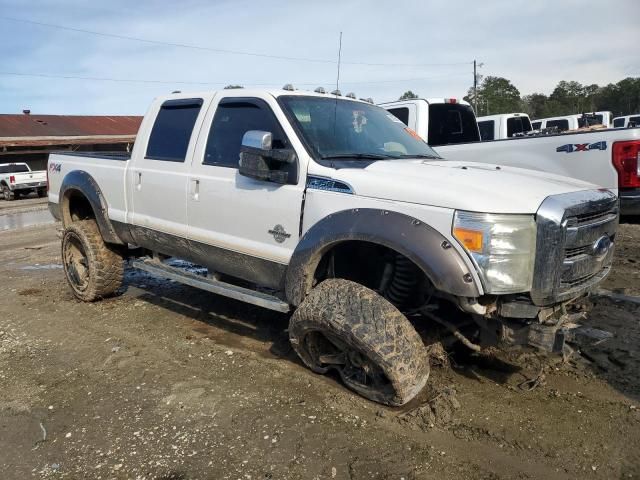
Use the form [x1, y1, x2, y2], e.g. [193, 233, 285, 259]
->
[464, 76, 522, 116]
[399, 90, 419, 100]
[224, 84, 244, 89]
[522, 93, 548, 119]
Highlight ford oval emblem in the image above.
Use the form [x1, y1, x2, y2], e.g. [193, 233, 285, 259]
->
[592, 235, 612, 260]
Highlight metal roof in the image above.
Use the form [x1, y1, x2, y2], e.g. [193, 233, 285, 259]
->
[0, 114, 142, 138]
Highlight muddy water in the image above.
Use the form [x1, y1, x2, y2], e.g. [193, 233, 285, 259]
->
[0, 209, 55, 231]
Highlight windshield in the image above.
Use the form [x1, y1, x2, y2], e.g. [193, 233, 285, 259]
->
[279, 96, 440, 163]
[427, 103, 480, 146]
[0, 164, 29, 174]
[507, 116, 532, 137]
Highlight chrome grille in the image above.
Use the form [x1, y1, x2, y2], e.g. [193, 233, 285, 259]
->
[531, 190, 618, 306]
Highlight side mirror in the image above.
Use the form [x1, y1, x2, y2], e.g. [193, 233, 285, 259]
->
[238, 130, 296, 184]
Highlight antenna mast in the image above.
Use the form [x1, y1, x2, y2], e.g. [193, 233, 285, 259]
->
[336, 31, 343, 91]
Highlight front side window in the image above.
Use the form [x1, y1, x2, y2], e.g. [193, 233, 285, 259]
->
[279, 95, 440, 162]
[478, 120, 495, 141]
[204, 98, 290, 168]
[629, 116, 640, 127]
[532, 121, 542, 130]
[613, 118, 625, 128]
[146, 99, 203, 162]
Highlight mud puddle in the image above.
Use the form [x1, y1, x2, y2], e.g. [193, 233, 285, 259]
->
[0, 209, 55, 231]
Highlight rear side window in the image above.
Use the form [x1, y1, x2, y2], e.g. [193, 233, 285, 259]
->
[204, 98, 289, 168]
[546, 119, 569, 131]
[427, 104, 480, 146]
[613, 118, 625, 128]
[506, 116, 532, 137]
[478, 120, 494, 141]
[629, 116, 640, 127]
[387, 107, 409, 126]
[146, 98, 203, 162]
[532, 121, 542, 130]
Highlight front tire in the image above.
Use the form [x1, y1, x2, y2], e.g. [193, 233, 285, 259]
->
[289, 279, 429, 406]
[62, 220, 124, 301]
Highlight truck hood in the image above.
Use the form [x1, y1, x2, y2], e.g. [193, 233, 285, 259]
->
[320, 159, 600, 214]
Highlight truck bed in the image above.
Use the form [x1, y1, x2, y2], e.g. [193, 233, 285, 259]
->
[436, 126, 640, 193]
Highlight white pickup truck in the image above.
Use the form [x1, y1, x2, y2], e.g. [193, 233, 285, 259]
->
[476, 113, 533, 140]
[0, 162, 47, 200]
[48, 88, 617, 406]
[382, 99, 640, 215]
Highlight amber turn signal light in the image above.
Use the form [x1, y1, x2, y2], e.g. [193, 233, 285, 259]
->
[453, 227, 483, 252]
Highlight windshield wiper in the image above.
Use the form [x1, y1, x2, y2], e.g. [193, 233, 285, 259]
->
[397, 153, 441, 159]
[320, 153, 395, 160]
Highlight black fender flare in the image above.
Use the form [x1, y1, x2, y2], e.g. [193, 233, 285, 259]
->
[58, 170, 124, 245]
[285, 208, 480, 306]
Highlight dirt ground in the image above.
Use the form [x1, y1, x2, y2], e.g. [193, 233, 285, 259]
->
[0, 205, 639, 479]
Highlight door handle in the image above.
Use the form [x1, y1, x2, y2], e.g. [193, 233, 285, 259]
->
[136, 172, 142, 191]
[191, 178, 200, 201]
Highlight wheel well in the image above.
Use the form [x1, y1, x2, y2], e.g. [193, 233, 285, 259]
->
[313, 241, 431, 309]
[62, 190, 96, 226]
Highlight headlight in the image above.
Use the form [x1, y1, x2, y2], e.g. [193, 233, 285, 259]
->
[452, 211, 536, 294]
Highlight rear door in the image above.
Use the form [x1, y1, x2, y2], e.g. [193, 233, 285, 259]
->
[128, 98, 205, 238]
[186, 95, 306, 287]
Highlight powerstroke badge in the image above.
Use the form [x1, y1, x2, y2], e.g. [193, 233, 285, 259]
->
[268, 225, 291, 243]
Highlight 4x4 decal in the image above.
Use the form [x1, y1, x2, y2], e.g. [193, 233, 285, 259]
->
[556, 141, 607, 153]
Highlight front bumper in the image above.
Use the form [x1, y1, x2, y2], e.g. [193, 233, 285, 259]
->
[619, 188, 640, 216]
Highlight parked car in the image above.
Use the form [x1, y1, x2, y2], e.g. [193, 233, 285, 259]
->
[48, 88, 617, 406]
[476, 113, 533, 140]
[613, 114, 640, 128]
[381, 99, 640, 215]
[0, 162, 47, 201]
[379, 98, 480, 146]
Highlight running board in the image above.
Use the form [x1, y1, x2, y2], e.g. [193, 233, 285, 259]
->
[131, 258, 290, 313]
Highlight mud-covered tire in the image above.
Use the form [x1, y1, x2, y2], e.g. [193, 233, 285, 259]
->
[289, 279, 429, 406]
[61, 220, 123, 302]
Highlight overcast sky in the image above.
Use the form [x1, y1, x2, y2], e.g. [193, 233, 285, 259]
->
[0, 0, 638, 115]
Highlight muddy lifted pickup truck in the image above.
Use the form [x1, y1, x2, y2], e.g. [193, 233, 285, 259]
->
[48, 88, 618, 405]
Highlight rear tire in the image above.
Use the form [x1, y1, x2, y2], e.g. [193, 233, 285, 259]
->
[62, 220, 124, 301]
[2, 185, 15, 201]
[289, 279, 429, 406]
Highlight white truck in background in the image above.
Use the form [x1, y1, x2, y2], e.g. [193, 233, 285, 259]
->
[613, 114, 640, 129]
[532, 111, 613, 131]
[47, 88, 617, 406]
[382, 99, 640, 215]
[0, 162, 47, 201]
[476, 113, 533, 140]
[378, 98, 480, 146]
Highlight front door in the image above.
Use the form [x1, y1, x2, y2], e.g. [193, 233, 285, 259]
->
[187, 96, 306, 288]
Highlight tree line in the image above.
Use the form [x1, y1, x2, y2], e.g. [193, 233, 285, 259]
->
[400, 76, 640, 119]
